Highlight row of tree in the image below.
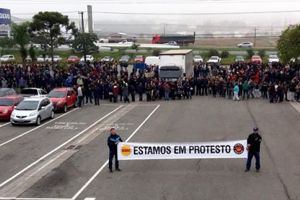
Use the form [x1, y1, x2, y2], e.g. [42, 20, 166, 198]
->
[6, 11, 98, 68]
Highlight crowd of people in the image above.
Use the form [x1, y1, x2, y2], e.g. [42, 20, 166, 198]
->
[0, 58, 300, 105]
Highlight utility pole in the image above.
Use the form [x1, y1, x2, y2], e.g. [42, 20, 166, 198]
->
[254, 27, 257, 47]
[163, 24, 166, 35]
[78, 11, 86, 62]
[78, 11, 85, 33]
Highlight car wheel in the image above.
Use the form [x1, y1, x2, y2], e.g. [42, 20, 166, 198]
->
[63, 104, 68, 113]
[36, 116, 41, 126]
[11, 122, 16, 126]
[50, 110, 55, 119]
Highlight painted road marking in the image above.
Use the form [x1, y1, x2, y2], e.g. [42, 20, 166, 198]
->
[0, 122, 10, 128]
[0, 198, 72, 200]
[0, 108, 79, 148]
[0, 106, 123, 188]
[72, 104, 160, 200]
[46, 122, 87, 130]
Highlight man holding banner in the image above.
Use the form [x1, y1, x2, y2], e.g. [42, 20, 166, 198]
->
[245, 127, 262, 172]
[107, 128, 123, 173]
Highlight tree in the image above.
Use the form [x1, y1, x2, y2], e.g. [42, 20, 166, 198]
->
[11, 22, 30, 65]
[207, 49, 219, 57]
[30, 11, 77, 68]
[0, 37, 15, 54]
[277, 25, 300, 64]
[72, 33, 98, 62]
[29, 45, 36, 62]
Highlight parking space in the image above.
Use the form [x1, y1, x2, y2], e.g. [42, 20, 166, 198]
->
[0, 105, 121, 187]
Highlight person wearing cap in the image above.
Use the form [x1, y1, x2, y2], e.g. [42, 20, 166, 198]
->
[107, 128, 123, 173]
[245, 127, 262, 172]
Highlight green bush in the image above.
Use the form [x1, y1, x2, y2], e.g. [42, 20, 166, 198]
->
[220, 51, 229, 58]
[207, 49, 219, 57]
[258, 49, 265, 58]
[152, 49, 161, 56]
[247, 49, 254, 59]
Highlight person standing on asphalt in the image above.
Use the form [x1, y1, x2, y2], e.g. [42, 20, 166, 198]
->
[245, 127, 262, 172]
[107, 128, 123, 173]
[233, 83, 240, 101]
[77, 85, 83, 107]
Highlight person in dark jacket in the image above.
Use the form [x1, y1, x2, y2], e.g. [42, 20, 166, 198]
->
[107, 128, 123, 172]
[245, 127, 262, 172]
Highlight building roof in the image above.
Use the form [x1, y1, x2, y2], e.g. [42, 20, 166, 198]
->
[160, 49, 192, 55]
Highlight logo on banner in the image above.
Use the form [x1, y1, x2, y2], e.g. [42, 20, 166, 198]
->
[233, 143, 244, 154]
[121, 145, 132, 156]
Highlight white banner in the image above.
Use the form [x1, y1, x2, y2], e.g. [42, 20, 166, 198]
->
[118, 140, 247, 160]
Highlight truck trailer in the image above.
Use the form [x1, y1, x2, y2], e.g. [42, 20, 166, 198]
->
[152, 33, 195, 45]
[159, 49, 193, 80]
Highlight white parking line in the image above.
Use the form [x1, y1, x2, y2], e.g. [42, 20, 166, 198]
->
[72, 104, 160, 200]
[0, 105, 123, 188]
[0, 122, 10, 128]
[0, 108, 79, 148]
[0, 198, 72, 200]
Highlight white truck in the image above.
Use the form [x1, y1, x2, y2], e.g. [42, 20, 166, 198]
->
[159, 49, 193, 80]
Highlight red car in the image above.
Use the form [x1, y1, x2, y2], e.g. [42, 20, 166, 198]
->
[134, 55, 145, 63]
[251, 55, 262, 64]
[67, 55, 80, 63]
[0, 95, 24, 121]
[48, 88, 77, 112]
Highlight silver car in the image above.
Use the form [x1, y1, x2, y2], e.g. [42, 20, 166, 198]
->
[11, 97, 54, 126]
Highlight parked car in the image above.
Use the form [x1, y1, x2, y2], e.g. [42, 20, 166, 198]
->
[0, 95, 24, 121]
[237, 42, 253, 48]
[134, 55, 145, 63]
[11, 96, 54, 126]
[101, 56, 114, 62]
[25, 56, 32, 62]
[207, 56, 221, 64]
[251, 55, 263, 64]
[48, 87, 77, 112]
[37, 55, 49, 62]
[20, 88, 47, 97]
[119, 55, 130, 67]
[268, 54, 279, 63]
[67, 55, 80, 63]
[193, 55, 203, 63]
[80, 55, 94, 62]
[235, 56, 245, 63]
[0, 88, 17, 97]
[52, 55, 62, 62]
[0, 55, 15, 62]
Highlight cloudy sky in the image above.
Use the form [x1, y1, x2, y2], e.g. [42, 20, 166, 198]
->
[2, 0, 300, 27]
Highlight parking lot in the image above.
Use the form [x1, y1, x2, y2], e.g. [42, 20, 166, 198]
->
[0, 97, 299, 200]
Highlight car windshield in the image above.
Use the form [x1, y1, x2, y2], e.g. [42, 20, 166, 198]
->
[1, 55, 9, 58]
[211, 57, 218, 59]
[195, 56, 202, 58]
[21, 89, 38, 95]
[0, 99, 14, 106]
[48, 91, 66, 98]
[270, 55, 277, 58]
[16, 101, 39, 110]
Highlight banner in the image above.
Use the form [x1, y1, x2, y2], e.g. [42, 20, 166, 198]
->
[0, 8, 11, 25]
[118, 140, 247, 160]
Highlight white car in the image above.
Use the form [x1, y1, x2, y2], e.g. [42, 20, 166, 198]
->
[21, 88, 48, 97]
[193, 55, 203, 63]
[0, 55, 15, 62]
[268, 55, 279, 63]
[37, 55, 49, 62]
[237, 42, 253, 48]
[11, 96, 54, 126]
[80, 55, 94, 62]
[207, 56, 221, 64]
[101, 56, 114, 62]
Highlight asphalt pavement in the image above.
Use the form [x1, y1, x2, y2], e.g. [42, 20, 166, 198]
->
[0, 98, 299, 200]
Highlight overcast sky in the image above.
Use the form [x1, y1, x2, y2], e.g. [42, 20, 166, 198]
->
[2, 0, 300, 26]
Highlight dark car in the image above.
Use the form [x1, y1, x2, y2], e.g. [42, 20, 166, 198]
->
[0, 88, 17, 97]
